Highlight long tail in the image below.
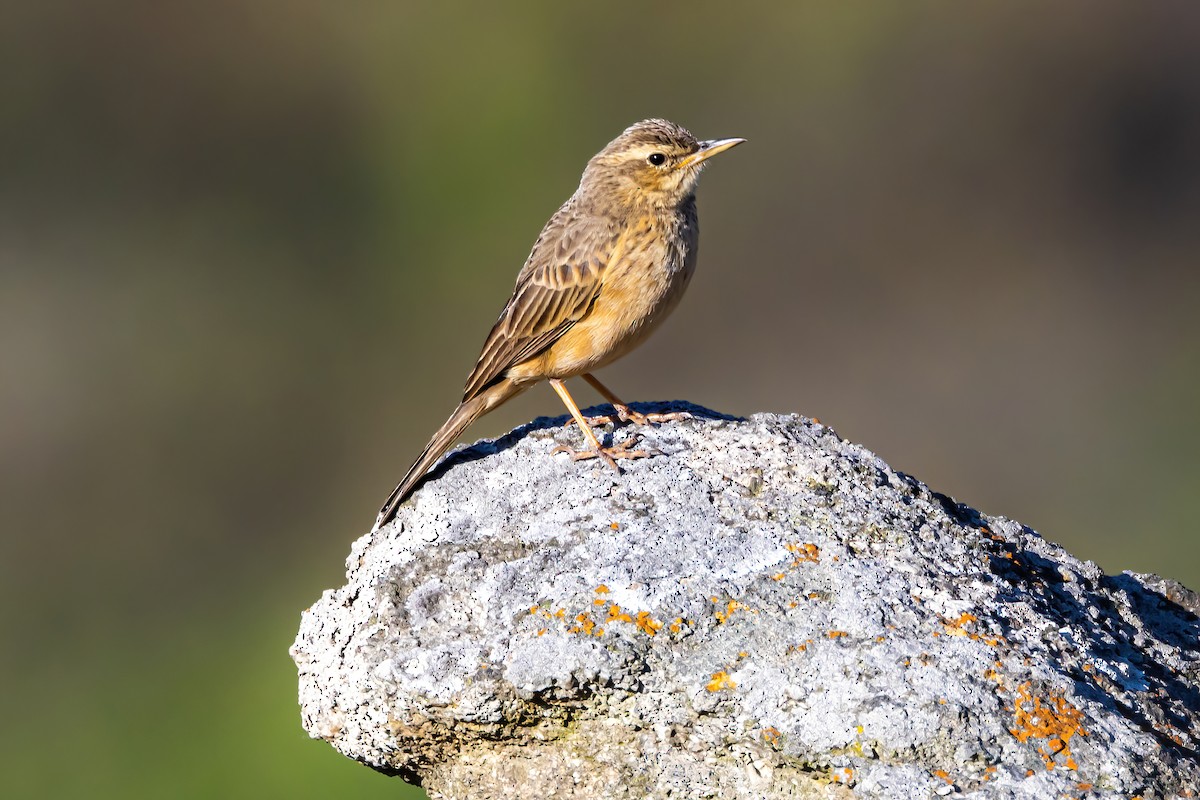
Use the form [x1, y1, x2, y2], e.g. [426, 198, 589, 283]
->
[373, 378, 525, 529]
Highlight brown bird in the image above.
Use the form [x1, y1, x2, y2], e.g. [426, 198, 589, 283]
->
[374, 119, 743, 529]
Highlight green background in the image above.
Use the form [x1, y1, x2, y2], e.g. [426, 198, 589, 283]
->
[4, 3, 1198, 798]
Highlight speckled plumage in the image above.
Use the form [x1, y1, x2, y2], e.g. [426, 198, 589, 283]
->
[375, 120, 743, 529]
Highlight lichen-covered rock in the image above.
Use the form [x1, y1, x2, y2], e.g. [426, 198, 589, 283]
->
[291, 404, 1200, 799]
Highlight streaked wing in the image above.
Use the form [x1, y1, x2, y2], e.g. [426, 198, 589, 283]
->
[462, 206, 620, 400]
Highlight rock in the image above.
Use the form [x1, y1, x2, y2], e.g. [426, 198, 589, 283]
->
[291, 404, 1200, 799]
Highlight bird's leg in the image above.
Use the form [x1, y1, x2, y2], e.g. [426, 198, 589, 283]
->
[548, 379, 655, 470]
[580, 373, 692, 426]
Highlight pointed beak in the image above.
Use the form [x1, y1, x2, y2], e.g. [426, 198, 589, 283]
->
[678, 137, 746, 170]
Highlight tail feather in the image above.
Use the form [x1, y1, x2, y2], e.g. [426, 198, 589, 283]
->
[373, 379, 524, 529]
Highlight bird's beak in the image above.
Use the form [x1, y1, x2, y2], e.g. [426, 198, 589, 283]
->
[678, 137, 746, 170]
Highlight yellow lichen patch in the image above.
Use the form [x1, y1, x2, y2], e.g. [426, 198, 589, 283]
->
[827, 630, 849, 639]
[536, 628, 548, 636]
[940, 612, 1007, 647]
[606, 603, 633, 624]
[787, 641, 811, 654]
[786, 542, 820, 564]
[1008, 682, 1088, 771]
[761, 726, 782, 746]
[604, 606, 633, 623]
[635, 610, 663, 636]
[714, 599, 752, 624]
[771, 572, 786, 581]
[942, 612, 979, 633]
[595, 585, 609, 594]
[530, 605, 568, 622]
[609, 522, 619, 530]
[668, 617, 684, 633]
[593, 598, 607, 605]
[568, 612, 600, 636]
[706, 670, 737, 692]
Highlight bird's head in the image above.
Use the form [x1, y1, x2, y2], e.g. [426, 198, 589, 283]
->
[581, 119, 744, 209]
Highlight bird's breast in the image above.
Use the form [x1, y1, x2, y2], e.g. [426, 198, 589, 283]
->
[540, 207, 700, 377]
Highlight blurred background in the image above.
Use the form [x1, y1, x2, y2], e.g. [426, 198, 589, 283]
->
[3, 2, 1198, 797]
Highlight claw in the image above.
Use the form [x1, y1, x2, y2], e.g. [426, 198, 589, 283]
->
[565, 406, 692, 428]
[552, 434, 659, 472]
[615, 407, 692, 426]
[564, 413, 622, 428]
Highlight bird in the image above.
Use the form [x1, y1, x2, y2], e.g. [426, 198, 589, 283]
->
[374, 119, 743, 530]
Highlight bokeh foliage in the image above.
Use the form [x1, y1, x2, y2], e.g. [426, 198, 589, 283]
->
[3, 3, 1197, 797]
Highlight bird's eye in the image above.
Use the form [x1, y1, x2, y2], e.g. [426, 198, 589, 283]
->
[647, 152, 667, 166]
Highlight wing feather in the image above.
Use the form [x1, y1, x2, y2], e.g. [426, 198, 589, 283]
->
[462, 206, 621, 400]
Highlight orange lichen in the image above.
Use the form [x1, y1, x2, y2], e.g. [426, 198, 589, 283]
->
[1008, 682, 1087, 771]
[706, 670, 737, 692]
[634, 610, 663, 636]
[939, 612, 1006, 647]
[761, 726, 782, 745]
[933, 769, 952, 783]
[530, 605, 568, 622]
[668, 617, 684, 633]
[943, 612, 978, 631]
[605, 603, 633, 624]
[771, 573, 786, 581]
[567, 612, 597, 635]
[827, 630, 848, 639]
[714, 599, 751, 623]
[595, 585, 609, 594]
[785, 542, 820, 564]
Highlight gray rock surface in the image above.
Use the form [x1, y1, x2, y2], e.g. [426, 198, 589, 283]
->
[292, 404, 1200, 799]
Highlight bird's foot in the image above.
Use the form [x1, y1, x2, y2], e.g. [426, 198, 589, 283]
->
[566, 405, 691, 428]
[615, 406, 692, 426]
[552, 434, 659, 472]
